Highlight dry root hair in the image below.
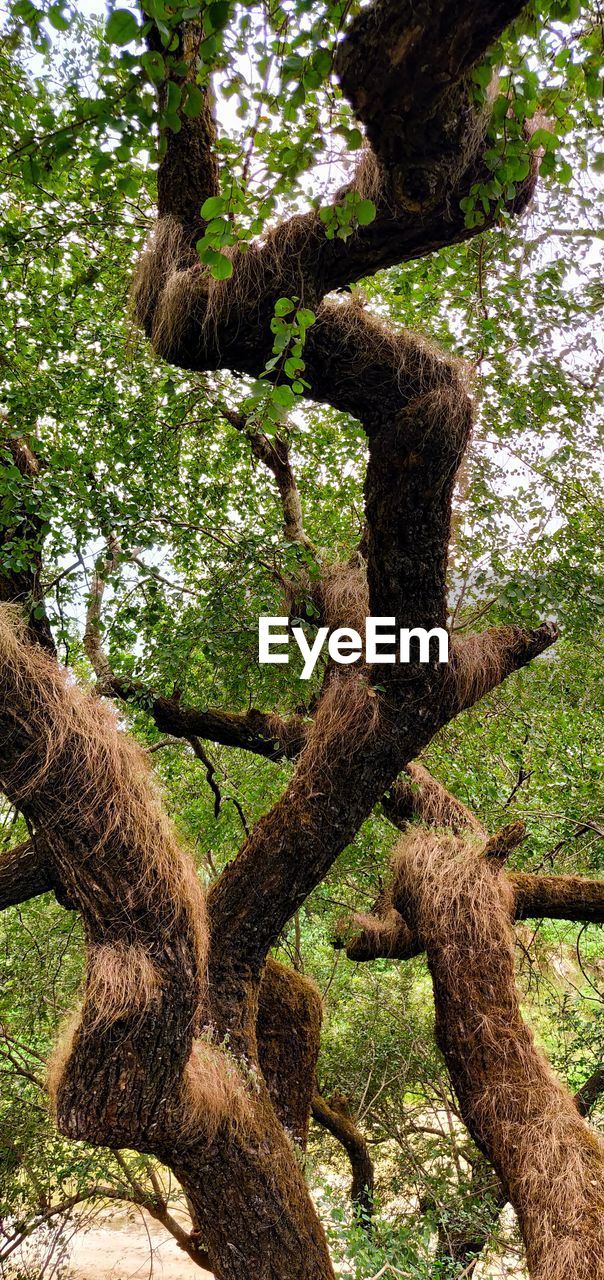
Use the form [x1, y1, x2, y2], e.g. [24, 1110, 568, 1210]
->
[0, 604, 207, 968]
[295, 670, 382, 789]
[84, 942, 163, 1032]
[179, 1036, 256, 1142]
[393, 828, 604, 1280]
[403, 761, 485, 834]
[0, 607, 209, 1108]
[449, 626, 520, 708]
[46, 1009, 81, 1117]
[317, 559, 369, 634]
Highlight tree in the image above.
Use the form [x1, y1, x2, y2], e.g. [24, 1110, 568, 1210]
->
[0, 1, 603, 1278]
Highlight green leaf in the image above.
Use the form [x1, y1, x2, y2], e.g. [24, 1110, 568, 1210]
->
[206, 1, 230, 30]
[529, 127, 557, 152]
[48, 3, 69, 30]
[313, 48, 332, 78]
[200, 195, 227, 219]
[272, 384, 295, 408]
[346, 128, 363, 150]
[282, 53, 304, 79]
[472, 63, 493, 89]
[183, 83, 203, 118]
[106, 9, 139, 46]
[274, 297, 295, 316]
[356, 198, 376, 226]
[141, 49, 166, 83]
[166, 80, 182, 113]
[295, 307, 316, 329]
[200, 247, 233, 279]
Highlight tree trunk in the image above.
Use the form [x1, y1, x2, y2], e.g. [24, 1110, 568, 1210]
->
[394, 831, 604, 1280]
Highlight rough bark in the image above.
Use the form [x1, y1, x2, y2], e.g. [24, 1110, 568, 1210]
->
[0, 434, 54, 652]
[257, 959, 323, 1146]
[0, 614, 336, 1280]
[0, 839, 55, 909]
[346, 765, 604, 960]
[437, 1068, 604, 1272]
[395, 833, 604, 1280]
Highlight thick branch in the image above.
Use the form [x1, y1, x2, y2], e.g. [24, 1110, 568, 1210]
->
[449, 621, 559, 714]
[335, 0, 529, 214]
[395, 835, 604, 1278]
[135, 0, 540, 378]
[512, 871, 604, 925]
[383, 762, 485, 834]
[348, 867, 604, 963]
[576, 1066, 604, 1119]
[311, 1093, 374, 1221]
[346, 765, 604, 960]
[0, 433, 54, 652]
[151, 20, 219, 236]
[107, 674, 307, 760]
[0, 611, 208, 1149]
[0, 838, 54, 909]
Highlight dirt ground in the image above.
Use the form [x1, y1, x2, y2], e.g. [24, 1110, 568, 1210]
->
[6, 1206, 213, 1280]
[64, 1211, 214, 1280]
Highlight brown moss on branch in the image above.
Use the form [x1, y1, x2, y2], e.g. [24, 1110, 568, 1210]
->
[0, 606, 253, 1148]
[257, 958, 324, 1146]
[0, 606, 206, 964]
[180, 1037, 255, 1143]
[393, 830, 604, 1280]
[384, 761, 485, 834]
[449, 621, 559, 713]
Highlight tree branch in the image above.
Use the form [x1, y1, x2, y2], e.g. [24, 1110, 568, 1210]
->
[0, 432, 54, 652]
[0, 838, 55, 909]
[575, 1065, 604, 1119]
[345, 764, 604, 960]
[312, 1092, 374, 1222]
[447, 620, 559, 714]
[217, 400, 314, 550]
[347, 865, 604, 962]
[394, 834, 604, 1275]
[383, 762, 485, 835]
[335, 0, 529, 215]
[83, 532, 120, 684]
[134, 0, 539, 377]
[83, 534, 307, 759]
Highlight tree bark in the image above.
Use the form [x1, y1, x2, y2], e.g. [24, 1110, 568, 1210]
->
[395, 833, 604, 1279]
[312, 1093, 374, 1223]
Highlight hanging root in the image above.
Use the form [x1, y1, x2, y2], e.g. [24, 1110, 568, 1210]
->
[317, 559, 369, 633]
[84, 943, 163, 1032]
[393, 830, 604, 1280]
[296, 671, 382, 788]
[0, 606, 209, 1126]
[180, 1037, 256, 1142]
[130, 216, 210, 358]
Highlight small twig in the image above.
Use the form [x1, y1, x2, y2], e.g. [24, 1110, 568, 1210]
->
[187, 737, 222, 818]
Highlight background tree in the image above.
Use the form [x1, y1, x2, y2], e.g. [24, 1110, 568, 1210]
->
[0, 1, 603, 1278]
